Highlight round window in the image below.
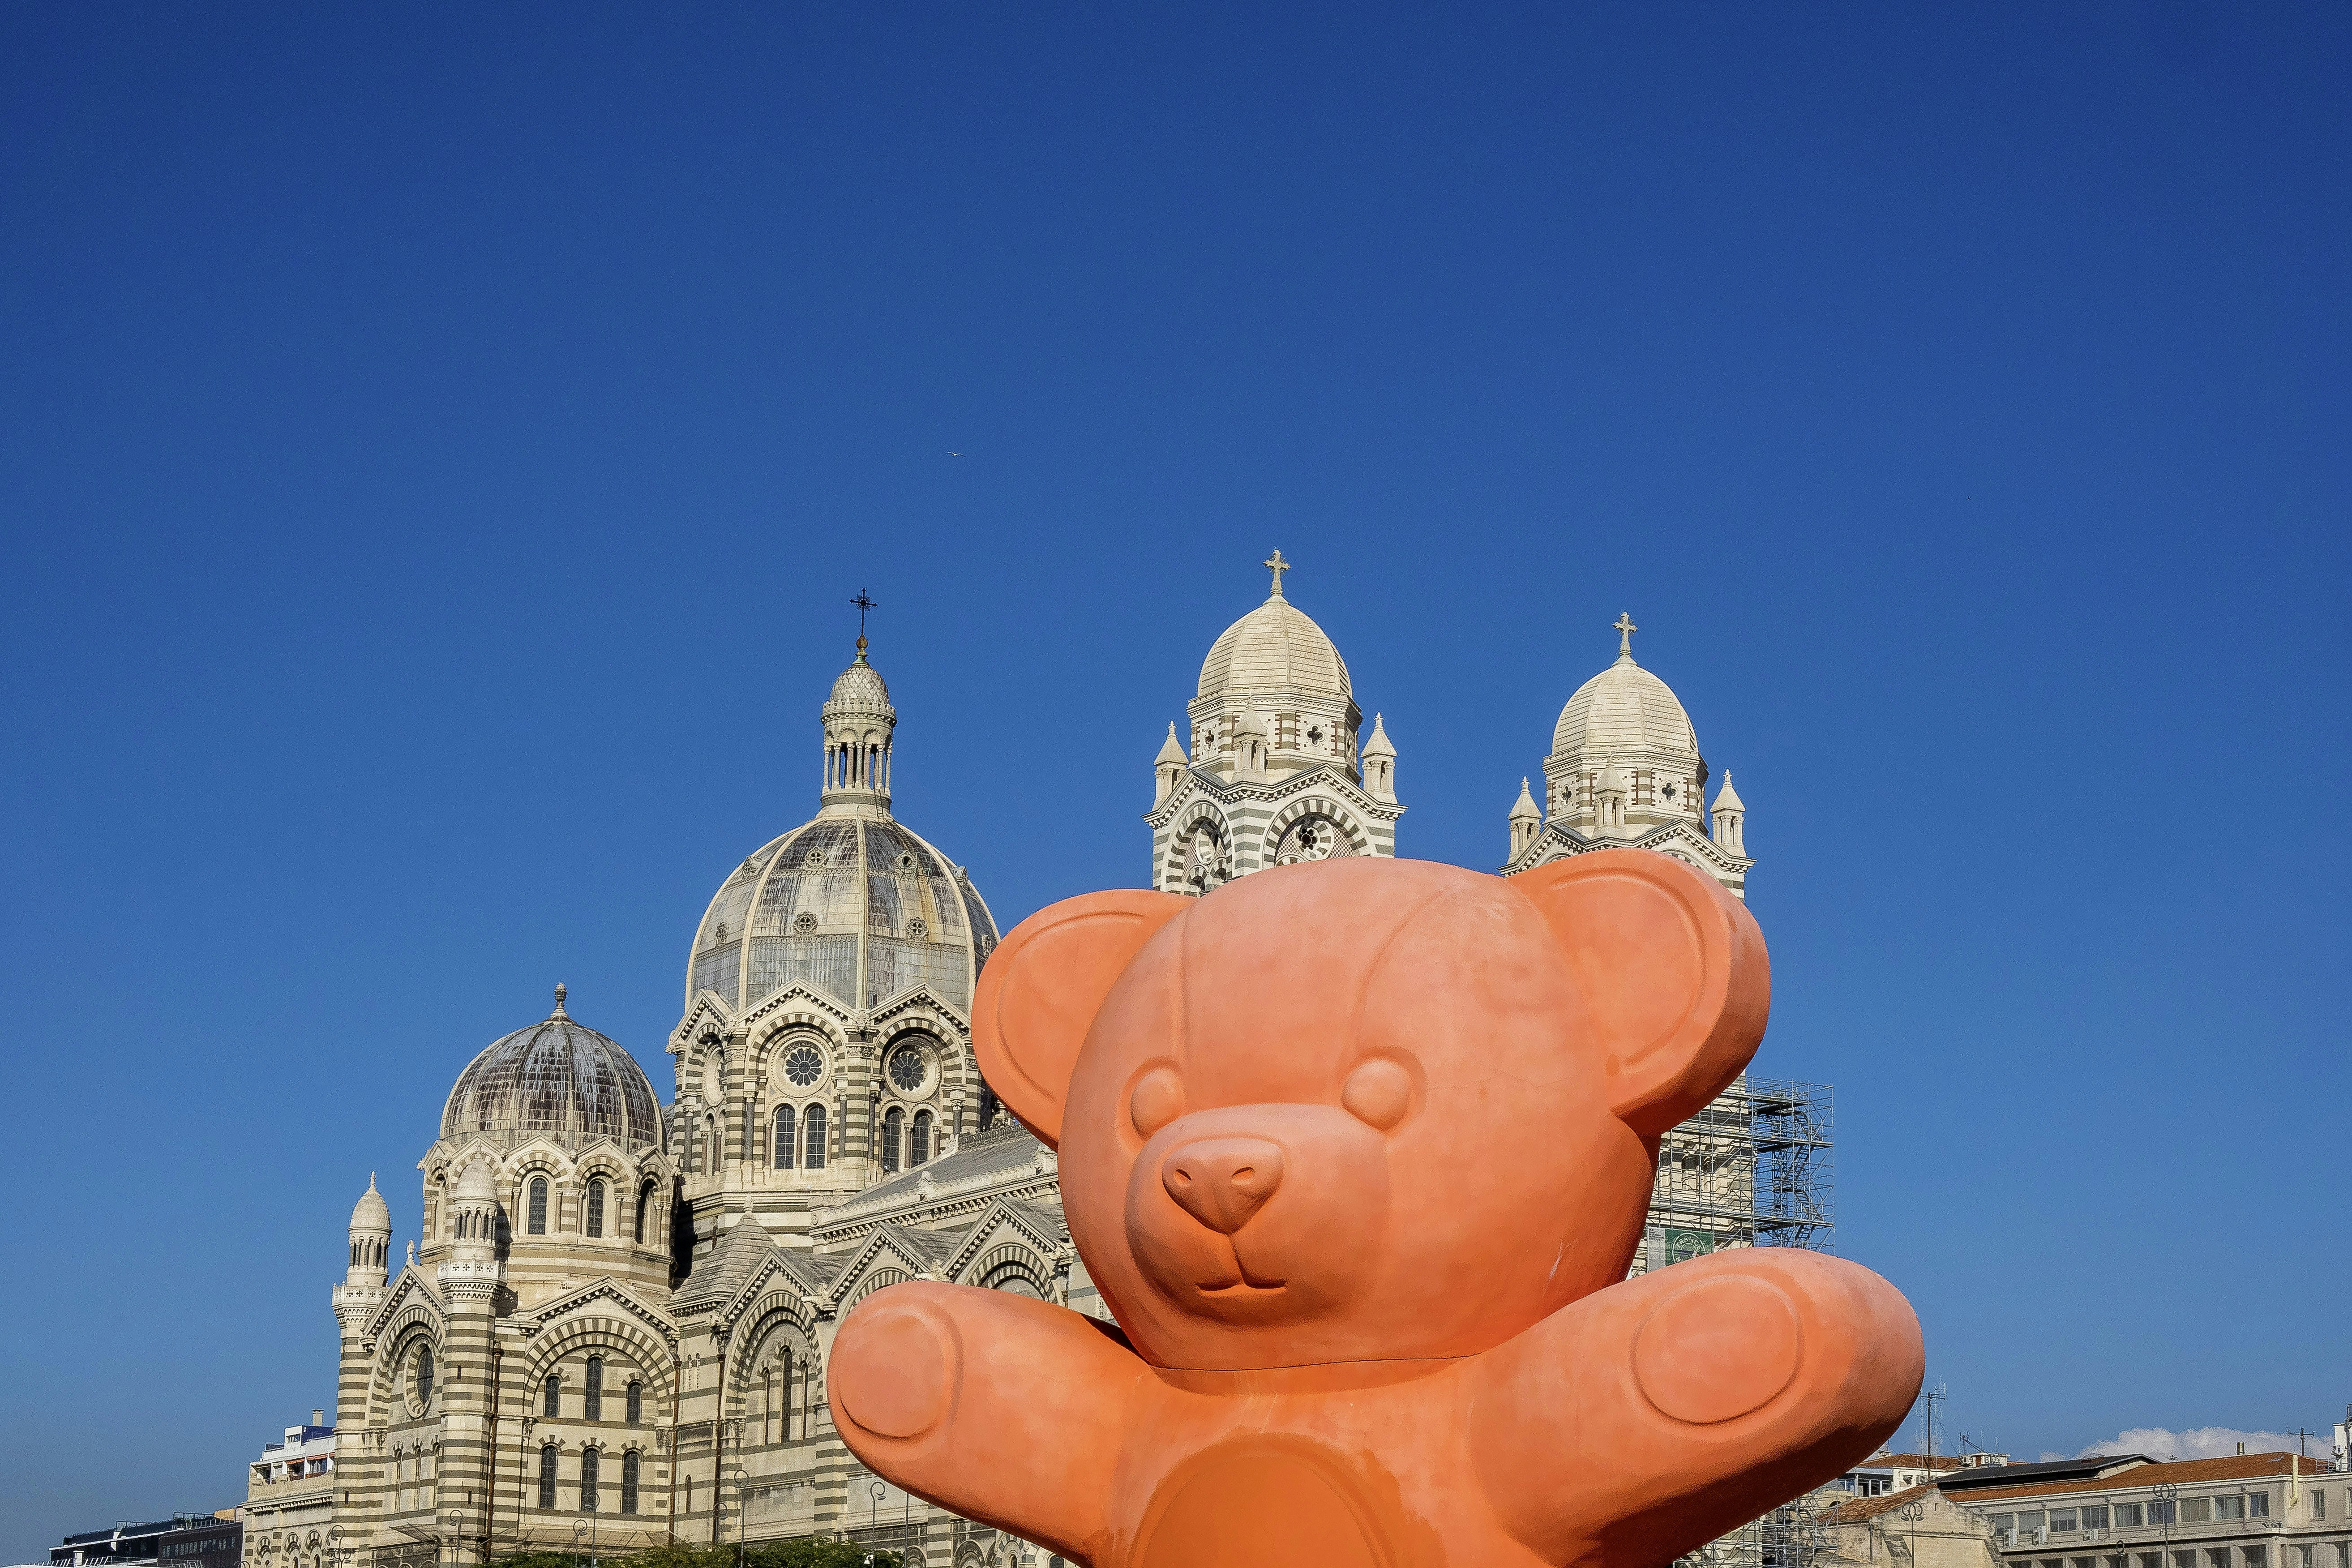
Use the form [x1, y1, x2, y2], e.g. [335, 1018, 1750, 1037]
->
[783, 1045, 823, 1087]
[792, 911, 818, 934]
[907, 916, 928, 940]
[889, 1045, 927, 1091]
[414, 1345, 435, 1411]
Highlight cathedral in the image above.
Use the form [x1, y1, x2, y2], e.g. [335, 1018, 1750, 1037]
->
[241, 560, 1759, 1568]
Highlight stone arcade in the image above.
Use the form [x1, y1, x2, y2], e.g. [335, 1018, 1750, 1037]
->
[251, 566, 1764, 1568]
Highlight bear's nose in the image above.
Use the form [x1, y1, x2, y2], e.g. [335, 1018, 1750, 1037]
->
[1160, 1137, 1285, 1235]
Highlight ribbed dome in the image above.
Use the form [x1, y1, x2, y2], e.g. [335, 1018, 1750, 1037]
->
[454, 1158, 498, 1203]
[1197, 594, 1351, 703]
[350, 1175, 390, 1234]
[1551, 653, 1700, 761]
[440, 997, 664, 1152]
[686, 817, 999, 1017]
[825, 652, 893, 715]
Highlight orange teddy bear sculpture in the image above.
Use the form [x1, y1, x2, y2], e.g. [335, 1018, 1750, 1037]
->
[830, 851, 1924, 1568]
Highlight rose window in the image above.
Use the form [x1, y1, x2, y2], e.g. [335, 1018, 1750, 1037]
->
[1274, 815, 1351, 865]
[782, 1045, 823, 1087]
[889, 1045, 927, 1091]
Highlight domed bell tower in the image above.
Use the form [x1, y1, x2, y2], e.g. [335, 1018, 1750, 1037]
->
[330, 1176, 394, 1481]
[821, 612, 896, 814]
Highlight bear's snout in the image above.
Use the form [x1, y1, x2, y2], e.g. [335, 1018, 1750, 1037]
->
[1161, 1137, 1285, 1234]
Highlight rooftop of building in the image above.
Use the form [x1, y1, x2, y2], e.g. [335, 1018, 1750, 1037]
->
[1939, 1451, 2321, 1503]
[1821, 1482, 1946, 1525]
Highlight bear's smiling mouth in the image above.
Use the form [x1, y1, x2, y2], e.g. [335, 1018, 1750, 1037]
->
[1193, 1252, 1289, 1295]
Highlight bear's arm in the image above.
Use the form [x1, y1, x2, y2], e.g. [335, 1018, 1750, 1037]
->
[1467, 1249, 1924, 1566]
[828, 1280, 1157, 1564]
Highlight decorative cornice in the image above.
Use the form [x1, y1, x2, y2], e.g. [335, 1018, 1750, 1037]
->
[515, 1279, 676, 1346]
[362, 1265, 444, 1341]
[939, 1197, 1069, 1281]
[1145, 761, 1402, 828]
[1504, 817, 1752, 878]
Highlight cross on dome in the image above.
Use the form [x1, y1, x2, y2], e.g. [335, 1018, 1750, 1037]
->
[1613, 611, 1638, 658]
[851, 588, 878, 658]
[1264, 549, 1290, 598]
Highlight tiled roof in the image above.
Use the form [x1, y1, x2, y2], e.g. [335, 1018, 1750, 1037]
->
[1823, 1483, 1942, 1525]
[1941, 1455, 2154, 1491]
[671, 1215, 778, 1312]
[818, 1120, 1052, 1223]
[1944, 1452, 2316, 1504]
[871, 1221, 963, 1270]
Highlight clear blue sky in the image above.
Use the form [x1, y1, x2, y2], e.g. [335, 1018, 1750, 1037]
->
[3, 3, 2347, 1552]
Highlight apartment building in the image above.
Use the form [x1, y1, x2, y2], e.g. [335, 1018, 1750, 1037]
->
[1946, 1452, 2342, 1568]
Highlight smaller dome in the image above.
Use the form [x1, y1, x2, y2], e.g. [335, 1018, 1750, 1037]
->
[1598, 759, 1630, 794]
[453, 1159, 497, 1204]
[1155, 723, 1188, 766]
[1198, 594, 1351, 704]
[1509, 778, 1541, 821]
[1713, 771, 1746, 813]
[825, 650, 894, 717]
[1237, 708, 1269, 737]
[1361, 712, 1396, 759]
[1552, 650, 1699, 762]
[441, 991, 665, 1152]
[350, 1174, 390, 1234]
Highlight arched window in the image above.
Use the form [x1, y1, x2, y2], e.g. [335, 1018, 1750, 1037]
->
[537, 1444, 557, 1509]
[415, 1345, 435, 1407]
[912, 1109, 933, 1167]
[585, 1178, 605, 1238]
[579, 1447, 599, 1512]
[743, 1099, 758, 1164]
[584, 1356, 604, 1421]
[625, 1379, 643, 1426]
[881, 1106, 904, 1172]
[621, 1448, 640, 1514]
[527, 1176, 548, 1235]
[542, 1373, 560, 1418]
[804, 1104, 827, 1170]
[634, 1180, 654, 1244]
[772, 1104, 796, 1169]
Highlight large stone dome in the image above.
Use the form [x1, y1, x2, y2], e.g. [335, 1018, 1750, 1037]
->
[686, 817, 998, 1018]
[1551, 649, 1700, 763]
[439, 990, 665, 1152]
[1197, 592, 1351, 704]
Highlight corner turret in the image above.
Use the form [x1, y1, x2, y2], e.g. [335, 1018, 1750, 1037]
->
[1153, 723, 1188, 808]
[1361, 713, 1397, 803]
[1710, 772, 1747, 856]
[1508, 777, 1542, 860]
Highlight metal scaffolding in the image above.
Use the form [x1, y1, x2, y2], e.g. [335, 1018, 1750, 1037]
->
[1635, 1075, 1834, 1273]
[1647, 1075, 1838, 1568]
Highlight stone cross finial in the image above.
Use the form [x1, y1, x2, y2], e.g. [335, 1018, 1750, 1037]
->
[1264, 549, 1290, 597]
[1613, 611, 1637, 656]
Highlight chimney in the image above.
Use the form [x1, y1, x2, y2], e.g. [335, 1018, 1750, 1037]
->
[312, 1409, 325, 1428]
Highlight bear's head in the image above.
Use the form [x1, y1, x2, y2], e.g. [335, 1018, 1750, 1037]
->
[973, 850, 1768, 1372]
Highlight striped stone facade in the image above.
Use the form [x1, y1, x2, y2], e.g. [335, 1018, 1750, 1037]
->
[1144, 559, 1405, 894]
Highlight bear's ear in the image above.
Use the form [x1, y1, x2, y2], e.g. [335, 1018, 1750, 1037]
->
[1510, 849, 1770, 1139]
[973, 889, 1191, 1149]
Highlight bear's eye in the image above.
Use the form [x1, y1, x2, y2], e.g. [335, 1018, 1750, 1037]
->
[1341, 1058, 1414, 1130]
[1130, 1066, 1185, 1138]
